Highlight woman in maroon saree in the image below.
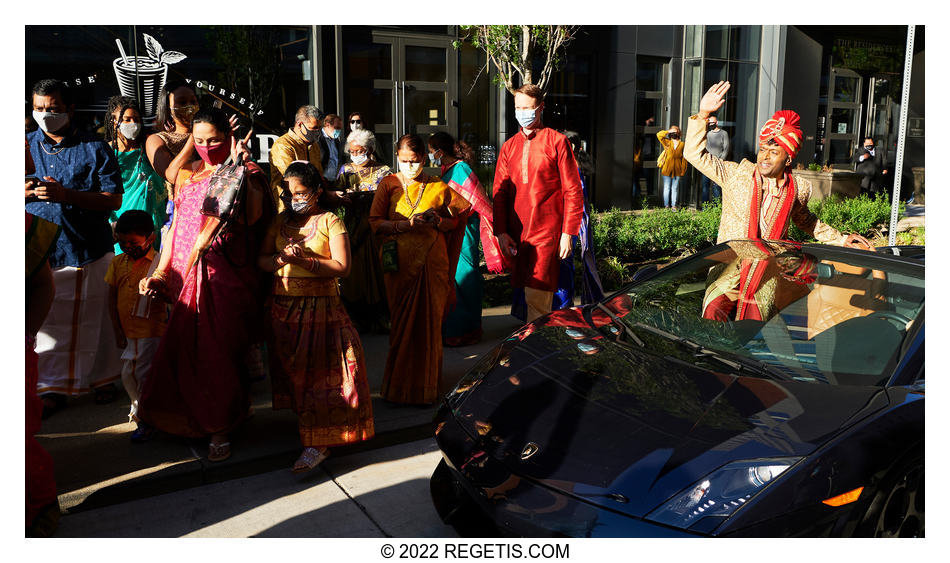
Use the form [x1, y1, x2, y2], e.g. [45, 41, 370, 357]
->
[138, 108, 272, 462]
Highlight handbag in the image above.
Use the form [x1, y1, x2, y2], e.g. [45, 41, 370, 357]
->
[657, 147, 669, 169]
[201, 154, 247, 220]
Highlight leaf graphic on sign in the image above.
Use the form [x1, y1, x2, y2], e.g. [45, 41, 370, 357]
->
[160, 51, 187, 65]
[143, 34, 164, 61]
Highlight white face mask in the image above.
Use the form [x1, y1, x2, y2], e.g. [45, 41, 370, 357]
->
[33, 110, 70, 134]
[398, 161, 423, 179]
[118, 122, 141, 140]
[351, 154, 369, 165]
[515, 108, 537, 129]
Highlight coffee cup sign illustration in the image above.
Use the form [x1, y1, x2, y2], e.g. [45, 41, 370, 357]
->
[113, 34, 187, 119]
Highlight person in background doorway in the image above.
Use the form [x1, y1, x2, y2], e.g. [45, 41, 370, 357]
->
[369, 134, 470, 404]
[318, 113, 345, 182]
[336, 129, 392, 333]
[26, 79, 124, 415]
[105, 210, 168, 442]
[852, 136, 888, 195]
[657, 125, 687, 210]
[493, 84, 584, 323]
[701, 115, 729, 205]
[105, 96, 166, 253]
[429, 131, 504, 346]
[269, 105, 325, 212]
[259, 161, 374, 472]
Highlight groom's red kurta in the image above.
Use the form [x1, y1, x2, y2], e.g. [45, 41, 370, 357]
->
[492, 126, 584, 291]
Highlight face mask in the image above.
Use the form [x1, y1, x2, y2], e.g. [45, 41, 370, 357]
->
[865, 146, 875, 151]
[299, 124, 319, 143]
[351, 154, 369, 165]
[350, 120, 362, 130]
[290, 192, 317, 214]
[33, 110, 70, 134]
[707, 123, 717, 131]
[332, 129, 342, 139]
[429, 151, 441, 167]
[119, 122, 141, 140]
[120, 240, 150, 260]
[399, 161, 423, 179]
[195, 142, 231, 166]
[515, 108, 537, 129]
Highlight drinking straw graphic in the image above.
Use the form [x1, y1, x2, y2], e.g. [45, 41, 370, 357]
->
[115, 39, 129, 65]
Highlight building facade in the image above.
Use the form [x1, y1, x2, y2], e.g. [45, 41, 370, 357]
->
[26, 25, 923, 209]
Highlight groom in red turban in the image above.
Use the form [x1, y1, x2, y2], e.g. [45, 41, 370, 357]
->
[684, 81, 871, 249]
[683, 81, 872, 323]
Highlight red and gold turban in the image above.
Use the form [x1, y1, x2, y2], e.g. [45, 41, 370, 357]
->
[759, 110, 803, 160]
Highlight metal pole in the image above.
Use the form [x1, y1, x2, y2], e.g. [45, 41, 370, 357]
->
[887, 25, 915, 246]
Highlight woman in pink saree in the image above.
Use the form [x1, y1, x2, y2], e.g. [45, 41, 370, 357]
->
[138, 107, 272, 462]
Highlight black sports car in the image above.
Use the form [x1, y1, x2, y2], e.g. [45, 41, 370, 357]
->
[431, 240, 924, 537]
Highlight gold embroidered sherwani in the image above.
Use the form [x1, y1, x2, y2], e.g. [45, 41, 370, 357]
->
[683, 114, 845, 245]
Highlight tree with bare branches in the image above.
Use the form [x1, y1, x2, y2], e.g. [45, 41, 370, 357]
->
[454, 25, 579, 94]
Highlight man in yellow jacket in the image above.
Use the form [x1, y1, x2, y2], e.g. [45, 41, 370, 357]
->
[657, 125, 687, 209]
[269, 105, 324, 211]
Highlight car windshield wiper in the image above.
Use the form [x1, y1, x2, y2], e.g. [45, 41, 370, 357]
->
[595, 303, 645, 347]
[630, 322, 789, 381]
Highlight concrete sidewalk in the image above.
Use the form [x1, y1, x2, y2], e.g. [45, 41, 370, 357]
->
[37, 305, 523, 516]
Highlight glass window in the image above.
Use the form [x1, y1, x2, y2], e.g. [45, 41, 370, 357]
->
[608, 241, 924, 387]
[683, 60, 702, 116]
[729, 25, 760, 62]
[405, 45, 446, 82]
[636, 95, 662, 127]
[828, 139, 854, 165]
[684, 25, 703, 59]
[704, 25, 729, 59]
[405, 89, 445, 127]
[833, 75, 860, 102]
[344, 38, 391, 81]
[636, 60, 663, 92]
[729, 62, 759, 161]
[831, 107, 856, 135]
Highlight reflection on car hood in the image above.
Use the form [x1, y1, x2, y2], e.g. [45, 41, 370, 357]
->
[454, 307, 886, 518]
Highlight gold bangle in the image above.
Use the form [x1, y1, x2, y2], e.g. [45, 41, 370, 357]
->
[151, 269, 168, 282]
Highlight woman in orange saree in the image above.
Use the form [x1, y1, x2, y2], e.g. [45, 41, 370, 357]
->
[369, 134, 470, 404]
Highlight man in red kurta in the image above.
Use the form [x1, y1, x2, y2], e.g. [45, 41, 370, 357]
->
[493, 84, 584, 322]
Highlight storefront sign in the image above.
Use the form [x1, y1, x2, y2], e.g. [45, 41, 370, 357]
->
[185, 79, 265, 117]
[113, 34, 186, 119]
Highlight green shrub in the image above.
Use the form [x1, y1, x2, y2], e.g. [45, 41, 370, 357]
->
[787, 193, 902, 242]
[590, 200, 721, 265]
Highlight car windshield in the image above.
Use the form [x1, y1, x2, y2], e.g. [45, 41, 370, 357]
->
[603, 240, 924, 387]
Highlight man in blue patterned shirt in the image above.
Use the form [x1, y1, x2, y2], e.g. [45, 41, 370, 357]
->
[26, 79, 124, 414]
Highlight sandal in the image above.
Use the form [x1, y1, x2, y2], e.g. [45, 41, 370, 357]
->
[207, 441, 231, 462]
[93, 383, 118, 405]
[292, 447, 329, 473]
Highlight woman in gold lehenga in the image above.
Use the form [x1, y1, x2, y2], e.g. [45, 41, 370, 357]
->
[368, 134, 470, 404]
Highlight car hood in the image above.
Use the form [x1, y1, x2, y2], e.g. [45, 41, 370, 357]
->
[452, 307, 887, 518]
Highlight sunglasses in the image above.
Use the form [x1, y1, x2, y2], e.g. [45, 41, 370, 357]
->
[350, 119, 362, 124]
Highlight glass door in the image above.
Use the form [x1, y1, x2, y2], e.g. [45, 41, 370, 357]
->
[633, 57, 670, 205]
[823, 67, 863, 168]
[866, 75, 898, 165]
[371, 32, 458, 166]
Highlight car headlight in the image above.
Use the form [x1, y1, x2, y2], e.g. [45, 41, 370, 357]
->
[645, 457, 801, 532]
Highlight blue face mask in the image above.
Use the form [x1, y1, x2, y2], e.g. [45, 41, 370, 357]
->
[332, 129, 342, 139]
[429, 151, 441, 167]
[515, 108, 537, 129]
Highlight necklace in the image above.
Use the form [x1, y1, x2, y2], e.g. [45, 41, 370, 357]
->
[280, 214, 318, 244]
[400, 174, 426, 214]
[39, 140, 66, 156]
